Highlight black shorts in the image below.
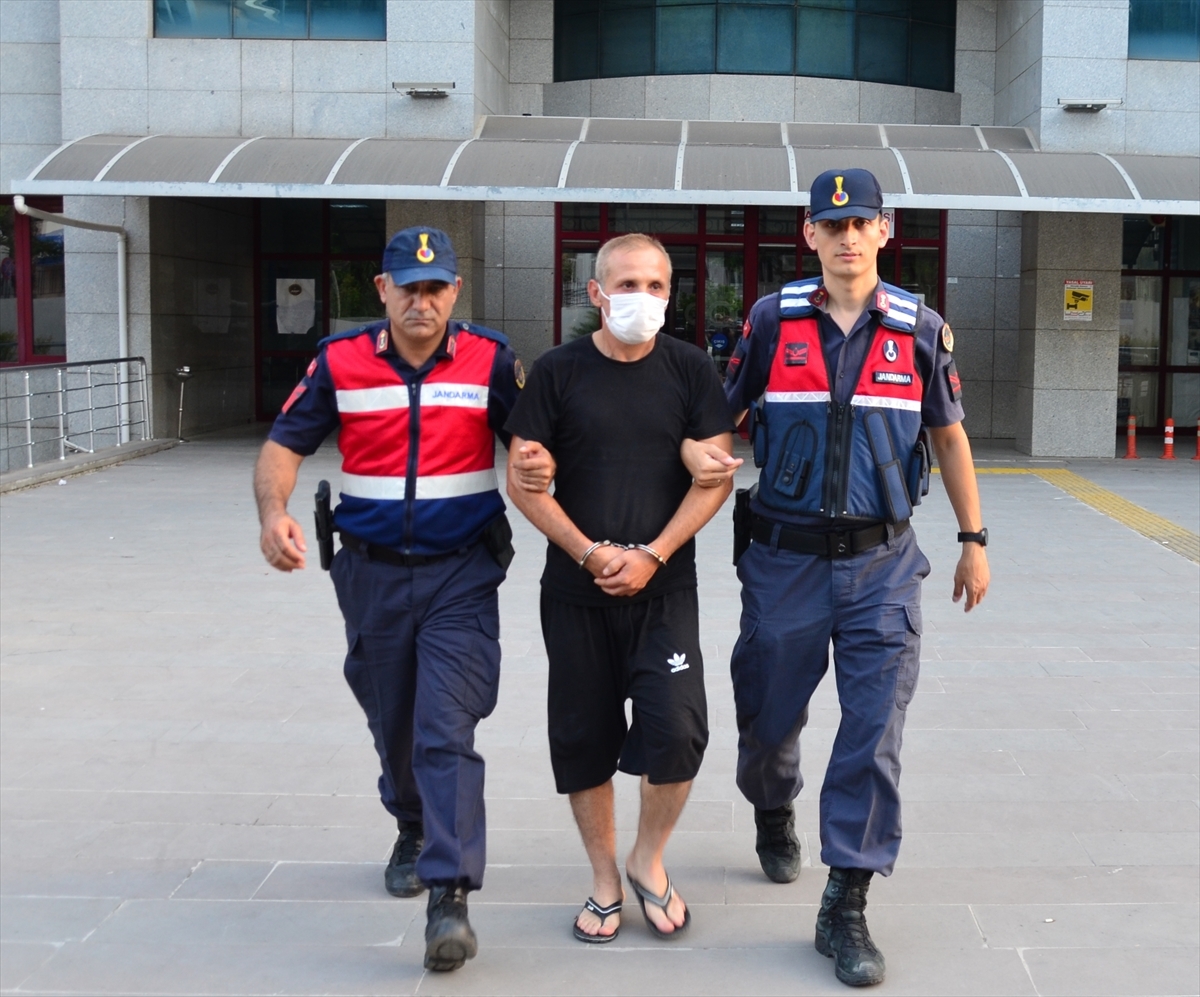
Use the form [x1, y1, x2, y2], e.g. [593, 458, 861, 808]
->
[541, 587, 709, 795]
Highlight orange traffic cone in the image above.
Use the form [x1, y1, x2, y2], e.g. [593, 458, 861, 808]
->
[1123, 414, 1139, 459]
[1162, 418, 1176, 460]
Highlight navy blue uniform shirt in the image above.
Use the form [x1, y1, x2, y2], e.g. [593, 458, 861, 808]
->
[269, 319, 522, 456]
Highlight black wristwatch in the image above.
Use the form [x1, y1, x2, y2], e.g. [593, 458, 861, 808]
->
[957, 528, 988, 547]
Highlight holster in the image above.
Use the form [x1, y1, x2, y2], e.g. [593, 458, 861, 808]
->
[733, 483, 756, 565]
[481, 512, 515, 571]
[314, 479, 335, 571]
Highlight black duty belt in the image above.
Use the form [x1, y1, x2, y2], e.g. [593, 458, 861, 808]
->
[750, 515, 909, 559]
[339, 531, 468, 568]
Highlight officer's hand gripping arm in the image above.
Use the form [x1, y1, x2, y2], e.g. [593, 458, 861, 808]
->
[254, 440, 308, 572]
[928, 423, 990, 611]
[680, 434, 744, 488]
[510, 440, 557, 493]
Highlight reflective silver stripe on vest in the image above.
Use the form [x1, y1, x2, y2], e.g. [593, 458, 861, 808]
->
[851, 394, 922, 412]
[342, 468, 497, 501]
[335, 382, 489, 413]
[764, 390, 832, 403]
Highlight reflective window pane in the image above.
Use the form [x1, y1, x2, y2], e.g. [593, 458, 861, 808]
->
[262, 260, 323, 350]
[330, 260, 386, 334]
[899, 247, 938, 306]
[555, 4, 600, 81]
[1120, 275, 1162, 366]
[561, 246, 601, 341]
[562, 203, 601, 232]
[758, 246, 797, 300]
[877, 249, 896, 284]
[609, 204, 697, 234]
[705, 249, 744, 372]
[1128, 0, 1200, 61]
[309, 0, 385, 39]
[707, 207, 745, 235]
[233, 0, 306, 38]
[759, 207, 798, 236]
[330, 202, 385, 256]
[857, 14, 909, 85]
[908, 20, 954, 91]
[1168, 277, 1200, 366]
[260, 200, 322, 255]
[600, 3, 654, 76]
[796, 6, 854, 79]
[0, 206, 15, 362]
[801, 253, 823, 277]
[1123, 216, 1165, 270]
[665, 246, 697, 344]
[1118, 371, 1159, 428]
[1168, 372, 1200, 426]
[717, 4, 794, 74]
[657, 4, 716, 74]
[154, 0, 232, 37]
[30, 218, 65, 356]
[900, 208, 940, 240]
[1170, 215, 1200, 270]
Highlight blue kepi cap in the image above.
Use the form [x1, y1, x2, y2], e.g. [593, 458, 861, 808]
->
[383, 226, 458, 286]
[809, 168, 884, 222]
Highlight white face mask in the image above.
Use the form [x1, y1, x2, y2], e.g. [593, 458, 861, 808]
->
[598, 289, 668, 344]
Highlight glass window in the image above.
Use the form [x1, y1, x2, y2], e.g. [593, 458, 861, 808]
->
[796, 5, 854, 79]
[759, 207, 798, 236]
[1118, 371, 1159, 428]
[1120, 275, 1162, 366]
[153, 0, 232, 38]
[30, 218, 65, 357]
[1168, 372, 1200, 425]
[155, 0, 385, 39]
[707, 207, 746, 235]
[857, 13, 908, 86]
[758, 246, 797, 299]
[717, 3, 795, 75]
[908, 20, 955, 92]
[555, 2, 600, 82]
[900, 209, 940, 240]
[1123, 216, 1165, 270]
[899, 246, 938, 305]
[561, 245, 601, 341]
[1170, 215, 1200, 271]
[657, 4, 717, 74]
[705, 249, 743, 371]
[1168, 277, 1200, 366]
[665, 246, 698, 344]
[262, 260, 323, 350]
[330, 202, 385, 256]
[1128, 0, 1200, 61]
[609, 204, 697, 234]
[329, 260, 386, 334]
[260, 200, 322, 255]
[0, 205, 16, 363]
[600, 2, 655, 76]
[562, 203, 601, 232]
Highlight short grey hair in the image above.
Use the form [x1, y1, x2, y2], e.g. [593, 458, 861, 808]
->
[595, 233, 672, 288]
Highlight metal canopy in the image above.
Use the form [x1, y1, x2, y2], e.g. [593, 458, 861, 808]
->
[15, 116, 1199, 214]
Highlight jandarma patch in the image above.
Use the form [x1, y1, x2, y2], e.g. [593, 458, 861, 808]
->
[874, 371, 913, 385]
[784, 342, 809, 365]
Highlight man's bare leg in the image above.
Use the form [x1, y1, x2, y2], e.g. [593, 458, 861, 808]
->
[569, 780, 624, 938]
[624, 776, 691, 934]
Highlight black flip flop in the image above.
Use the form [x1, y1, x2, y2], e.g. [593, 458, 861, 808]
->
[626, 872, 690, 940]
[573, 896, 623, 943]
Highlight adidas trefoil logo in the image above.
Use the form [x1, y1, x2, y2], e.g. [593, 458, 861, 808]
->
[668, 653, 689, 673]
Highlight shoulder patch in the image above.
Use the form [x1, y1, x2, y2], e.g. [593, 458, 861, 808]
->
[875, 281, 919, 333]
[945, 358, 962, 401]
[941, 323, 954, 353]
[281, 382, 306, 414]
[778, 280, 822, 318]
[317, 320, 389, 351]
[514, 358, 525, 389]
[456, 321, 509, 347]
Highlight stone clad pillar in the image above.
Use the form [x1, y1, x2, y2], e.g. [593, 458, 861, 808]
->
[1016, 213, 1121, 457]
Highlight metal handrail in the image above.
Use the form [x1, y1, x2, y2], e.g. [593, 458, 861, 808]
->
[0, 357, 152, 472]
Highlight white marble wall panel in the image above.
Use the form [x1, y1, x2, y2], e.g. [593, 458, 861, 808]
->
[386, 0, 473, 42]
[793, 78, 859, 122]
[0, 0, 61, 193]
[295, 91, 386, 138]
[710, 74, 793, 121]
[147, 38, 240, 92]
[293, 41, 387, 94]
[240, 40, 293, 92]
[859, 82, 917, 123]
[61, 87, 147, 138]
[241, 91, 293, 136]
[149, 88, 241, 136]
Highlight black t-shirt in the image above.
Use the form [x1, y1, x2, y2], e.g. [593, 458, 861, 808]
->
[505, 333, 734, 605]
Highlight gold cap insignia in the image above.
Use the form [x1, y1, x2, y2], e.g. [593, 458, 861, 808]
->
[416, 233, 435, 263]
[832, 175, 849, 207]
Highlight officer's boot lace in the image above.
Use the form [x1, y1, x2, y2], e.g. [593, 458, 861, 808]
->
[815, 868, 886, 987]
[385, 819, 425, 898]
[754, 803, 802, 883]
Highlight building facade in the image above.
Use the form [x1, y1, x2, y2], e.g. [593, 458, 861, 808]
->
[1, 0, 1197, 455]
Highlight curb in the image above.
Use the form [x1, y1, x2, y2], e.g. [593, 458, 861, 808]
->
[0, 439, 179, 494]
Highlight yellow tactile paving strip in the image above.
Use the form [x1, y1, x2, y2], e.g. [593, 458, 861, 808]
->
[935, 467, 1200, 564]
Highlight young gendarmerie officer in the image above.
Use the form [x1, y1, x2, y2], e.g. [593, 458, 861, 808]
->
[684, 170, 991, 987]
[504, 233, 735, 945]
[254, 226, 549, 974]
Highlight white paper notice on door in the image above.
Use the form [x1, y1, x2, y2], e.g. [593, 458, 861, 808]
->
[276, 278, 315, 336]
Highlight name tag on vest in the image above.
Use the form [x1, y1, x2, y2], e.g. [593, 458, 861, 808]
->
[874, 371, 913, 385]
[784, 342, 809, 366]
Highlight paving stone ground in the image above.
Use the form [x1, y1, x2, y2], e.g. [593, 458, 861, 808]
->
[1, 428, 1197, 997]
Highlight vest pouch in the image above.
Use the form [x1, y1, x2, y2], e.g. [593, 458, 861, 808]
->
[864, 410, 915, 524]
[908, 426, 932, 506]
[750, 401, 769, 468]
[772, 420, 817, 498]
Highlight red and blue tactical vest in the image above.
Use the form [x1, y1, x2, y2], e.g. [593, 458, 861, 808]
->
[753, 279, 926, 524]
[325, 323, 505, 554]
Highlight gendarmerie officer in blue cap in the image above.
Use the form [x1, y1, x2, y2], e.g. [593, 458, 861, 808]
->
[254, 225, 548, 973]
[682, 169, 991, 986]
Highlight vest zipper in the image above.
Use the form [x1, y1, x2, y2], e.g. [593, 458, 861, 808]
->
[403, 377, 421, 552]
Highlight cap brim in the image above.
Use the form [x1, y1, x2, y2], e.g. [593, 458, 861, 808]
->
[388, 267, 457, 286]
[808, 205, 882, 222]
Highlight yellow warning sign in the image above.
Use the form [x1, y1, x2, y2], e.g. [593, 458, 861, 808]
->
[1063, 279, 1094, 321]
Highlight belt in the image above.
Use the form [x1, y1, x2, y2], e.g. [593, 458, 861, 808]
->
[750, 515, 909, 559]
[339, 531, 469, 568]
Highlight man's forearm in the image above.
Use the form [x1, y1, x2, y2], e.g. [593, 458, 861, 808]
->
[254, 440, 303, 524]
[506, 465, 592, 563]
[929, 423, 982, 531]
[650, 477, 733, 560]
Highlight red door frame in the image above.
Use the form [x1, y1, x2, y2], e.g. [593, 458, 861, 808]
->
[1, 195, 67, 366]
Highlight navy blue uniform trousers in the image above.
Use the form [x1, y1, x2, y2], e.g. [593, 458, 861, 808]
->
[330, 541, 505, 890]
[730, 525, 928, 875]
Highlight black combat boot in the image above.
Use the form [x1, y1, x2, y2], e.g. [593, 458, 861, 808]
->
[384, 820, 424, 898]
[814, 867, 886, 987]
[754, 803, 802, 883]
[424, 883, 477, 972]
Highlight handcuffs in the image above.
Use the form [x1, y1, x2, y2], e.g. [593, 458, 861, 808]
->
[579, 539, 667, 569]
